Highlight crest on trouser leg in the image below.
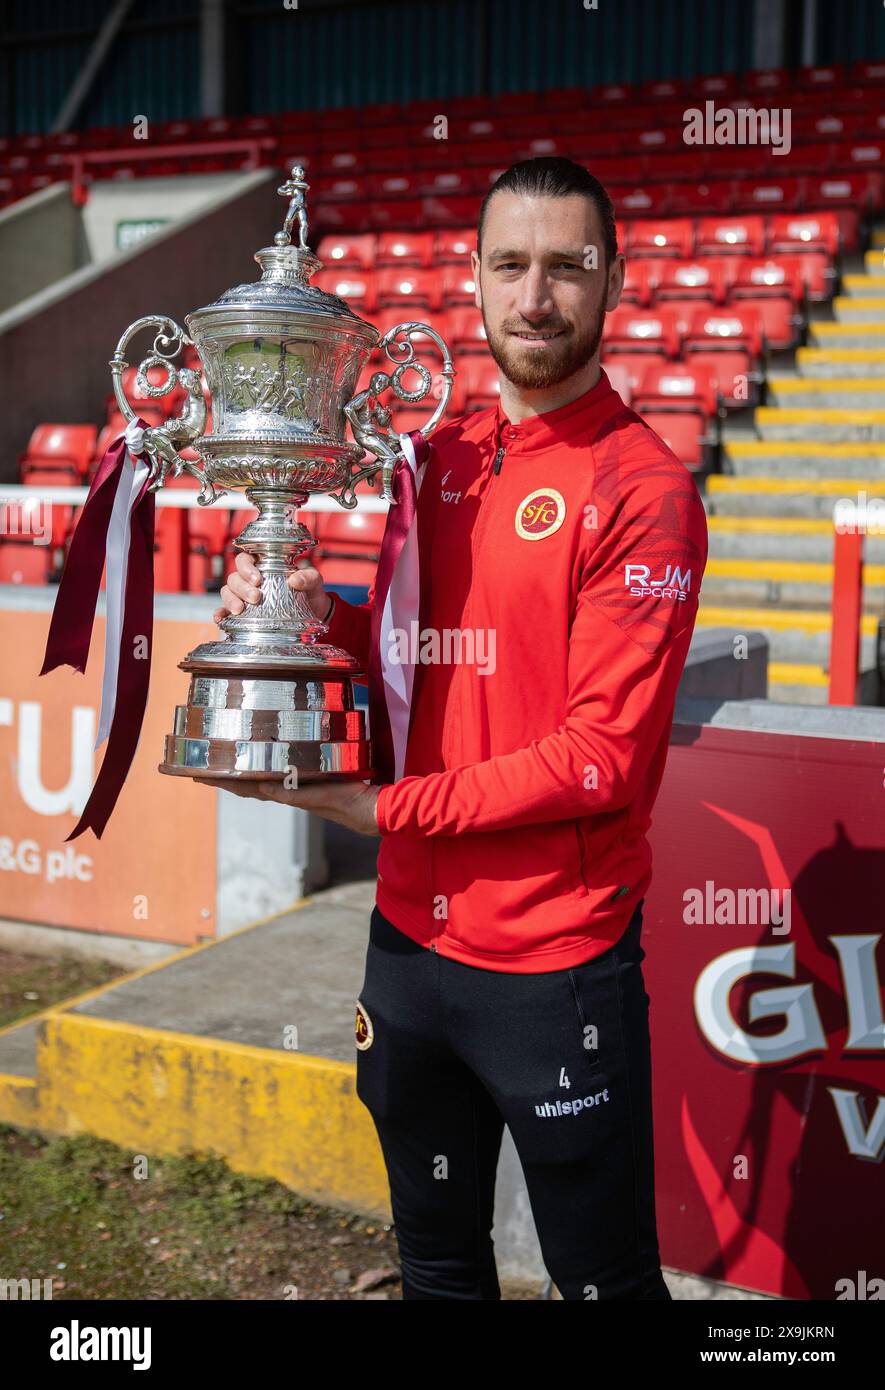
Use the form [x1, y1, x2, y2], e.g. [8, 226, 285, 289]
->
[355, 999, 374, 1050]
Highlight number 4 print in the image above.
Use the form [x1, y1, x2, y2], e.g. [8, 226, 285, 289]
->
[559, 1067, 571, 1089]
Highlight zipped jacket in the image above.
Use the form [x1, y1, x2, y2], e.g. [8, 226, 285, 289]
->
[324, 368, 708, 972]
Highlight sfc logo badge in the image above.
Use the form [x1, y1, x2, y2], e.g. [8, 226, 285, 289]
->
[355, 999, 374, 1051]
[515, 488, 566, 540]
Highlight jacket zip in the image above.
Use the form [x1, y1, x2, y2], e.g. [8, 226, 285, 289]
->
[430, 438, 506, 954]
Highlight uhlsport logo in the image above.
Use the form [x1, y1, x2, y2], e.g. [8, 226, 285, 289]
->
[355, 999, 373, 1050]
[516, 488, 566, 540]
[624, 562, 692, 602]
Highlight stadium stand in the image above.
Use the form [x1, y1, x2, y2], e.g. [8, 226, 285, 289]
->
[3, 59, 885, 701]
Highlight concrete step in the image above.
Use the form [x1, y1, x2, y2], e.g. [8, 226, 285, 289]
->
[709, 474, 885, 517]
[769, 662, 832, 705]
[707, 516, 885, 562]
[702, 559, 885, 607]
[811, 324, 885, 349]
[695, 605, 879, 666]
[767, 669, 881, 705]
[863, 250, 885, 276]
[754, 408, 885, 441]
[797, 348, 885, 378]
[833, 296, 885, 322]
[767, 379, 885, 409]
[841, 275, 885, 298]
[723, 443, 885, 477]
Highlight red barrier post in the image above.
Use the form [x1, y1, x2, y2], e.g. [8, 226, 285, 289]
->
[829, 506, 864, 705]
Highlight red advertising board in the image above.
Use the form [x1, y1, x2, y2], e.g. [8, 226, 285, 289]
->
[646, 722, 884, 1299]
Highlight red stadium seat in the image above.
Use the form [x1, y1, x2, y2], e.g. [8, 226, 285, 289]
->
[439, 263, 477, 305]
[666, 180, 734, 216]
[312, 174, 369, 202]
[729, 257, 803, 349]
[368, 171, 422, 201]
[367, 198, 424, 230]
[420, 193, 481, 227]
[459, 356, 501, 411]
[415, 167, 478, 198]
[603, 306, 682, 359]
[12, 468, 73, 550]
[376, 267, 441, 312]
[652, 258, 733, 307]
[631, 364, 717, 472]
[696, 214, 766, 256]
[770, 251, 836, 302]
[609, 185, 671, 218]
[745, 69, 789, 96]
[768, 212, 840, 256]
[316, 232, 376, 270]
[620, 259, 656, 307]
[317, 149, 362, 176]
[795, 64, 845, 90]
[732, 177, 804, 213]
[444, 306, 487, 352]
[832, 140, 885, 207]
[314, 510, 383, 587]
[434, 226, 475, 262]
[625, 218, 695, 259]
[0, 527, 55, 585]
[376, 230, 435, 267]
[643, 152, 701, 184]
[314, 269, 378, 312]
[19, 423, 97, 483]
[682, 307, 763, 406]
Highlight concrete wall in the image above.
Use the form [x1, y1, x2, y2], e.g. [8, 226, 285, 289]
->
[81, 173, 254, 264]
[0, 169, 278, 479]
[0, 184, 86, 313]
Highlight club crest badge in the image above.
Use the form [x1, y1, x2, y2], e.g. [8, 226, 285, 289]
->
[515, 488, 566, 540]
[355, 999, 374, 1050]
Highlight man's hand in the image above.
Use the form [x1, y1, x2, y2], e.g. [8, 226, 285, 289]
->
[213, 551, 332, 627]
[191, 775, 382, 836]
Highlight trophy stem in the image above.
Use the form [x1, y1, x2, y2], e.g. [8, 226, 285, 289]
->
[221, 487, 323, 644]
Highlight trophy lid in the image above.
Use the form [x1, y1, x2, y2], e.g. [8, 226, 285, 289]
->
[187, 164, 377, 339]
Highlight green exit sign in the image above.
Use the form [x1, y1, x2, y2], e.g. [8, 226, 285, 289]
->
[116, 219, 169, 251]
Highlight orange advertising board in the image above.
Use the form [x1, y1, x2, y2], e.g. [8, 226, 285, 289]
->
[0, 606, 217, 945]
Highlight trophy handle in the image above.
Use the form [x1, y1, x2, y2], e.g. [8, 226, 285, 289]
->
[335, 321, 455, 509]
[109, 315, 222, 505]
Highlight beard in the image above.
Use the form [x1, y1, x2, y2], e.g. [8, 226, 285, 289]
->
[481, 291, 607, 391]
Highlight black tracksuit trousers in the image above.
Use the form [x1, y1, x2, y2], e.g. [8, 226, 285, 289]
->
[355, 898, 671, 1300]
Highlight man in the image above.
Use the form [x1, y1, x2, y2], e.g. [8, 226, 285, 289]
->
[209, 157, 708, 1300]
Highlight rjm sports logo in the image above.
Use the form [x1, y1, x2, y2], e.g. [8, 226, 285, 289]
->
[624, 563, 692, 602]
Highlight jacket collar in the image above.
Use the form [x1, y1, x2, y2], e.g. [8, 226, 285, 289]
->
[489, 366, 620, 456]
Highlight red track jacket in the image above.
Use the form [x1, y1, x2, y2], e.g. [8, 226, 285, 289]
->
[324, 368, 708, 972]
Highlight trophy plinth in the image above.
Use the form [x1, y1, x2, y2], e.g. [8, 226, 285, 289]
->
[108, 162, 454, 784]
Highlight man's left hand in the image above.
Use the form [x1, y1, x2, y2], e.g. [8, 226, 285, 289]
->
[191, 775, 382, 837]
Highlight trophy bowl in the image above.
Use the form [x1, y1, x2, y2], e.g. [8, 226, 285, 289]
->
[107, 165, 454, 783]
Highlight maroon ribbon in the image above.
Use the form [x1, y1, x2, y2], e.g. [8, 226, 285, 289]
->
[39, 419, 156, 840]
[368, 430, 430, 785]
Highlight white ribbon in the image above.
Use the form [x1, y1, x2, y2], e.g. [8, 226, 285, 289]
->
[95, 420, 151, 750]
[379, 432, 428, 781]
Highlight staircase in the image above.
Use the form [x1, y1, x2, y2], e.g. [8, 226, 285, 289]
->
[700, 231, 885, 704]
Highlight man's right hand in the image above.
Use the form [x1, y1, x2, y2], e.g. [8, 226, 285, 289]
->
[213, 552, 333, 627]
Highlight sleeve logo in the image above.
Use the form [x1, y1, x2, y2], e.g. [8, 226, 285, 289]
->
[515, 488, 566, 540]
[624, 562, 692, 602]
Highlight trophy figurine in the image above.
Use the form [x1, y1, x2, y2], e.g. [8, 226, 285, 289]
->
[108, 166, 454, 783]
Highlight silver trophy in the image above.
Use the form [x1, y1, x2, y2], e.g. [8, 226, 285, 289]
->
[108, 165, 454, 782]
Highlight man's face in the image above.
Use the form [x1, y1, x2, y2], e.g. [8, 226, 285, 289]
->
[470, 190, 624, 391]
